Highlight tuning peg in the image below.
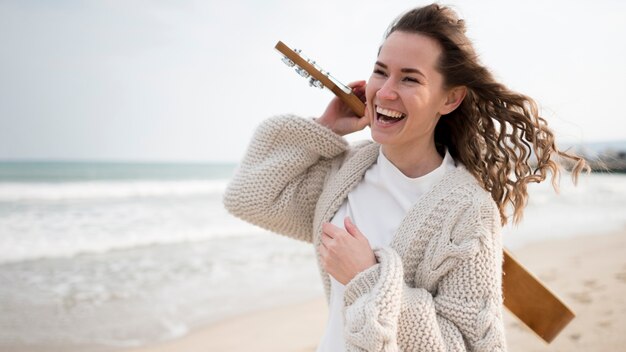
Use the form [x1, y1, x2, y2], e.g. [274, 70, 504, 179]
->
[295, 66, 310, 78]
[309, 77, 324, 89]
[282, 56, 295, 67]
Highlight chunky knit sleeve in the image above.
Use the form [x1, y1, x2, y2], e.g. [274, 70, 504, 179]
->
[223, 115, 348, 243]
[342, 193, 506, 351]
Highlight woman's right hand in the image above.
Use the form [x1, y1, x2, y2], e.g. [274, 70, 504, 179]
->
[315, 80, 369, 136]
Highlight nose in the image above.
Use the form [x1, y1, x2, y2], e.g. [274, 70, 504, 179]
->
[376, 79, 398, 101]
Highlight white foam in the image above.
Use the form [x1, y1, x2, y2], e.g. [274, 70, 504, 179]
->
[2, 173, 625, 263]
[0, 224, 263, 264]
[0, 180, 229, 202]
[0, 178, 265, 263]
[502, 173, 626, 248]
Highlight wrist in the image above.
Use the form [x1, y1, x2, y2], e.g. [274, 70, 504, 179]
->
[314, 116, 329, 127]
[313, 116, 347, 137]
[314, 116, 340, 135]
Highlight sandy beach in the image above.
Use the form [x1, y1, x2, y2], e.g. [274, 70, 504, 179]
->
[121, 230, 626, 352]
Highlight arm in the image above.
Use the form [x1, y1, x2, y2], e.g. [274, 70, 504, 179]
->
[223, 115, 348, 242]
[342, 195, 506, 352]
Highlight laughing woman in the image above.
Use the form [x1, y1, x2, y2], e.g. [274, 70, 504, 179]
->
[224, 4, 586, 352]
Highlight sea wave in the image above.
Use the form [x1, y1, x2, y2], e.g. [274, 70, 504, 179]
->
[0, 180, 230, 202]
[0, 224, 265, 264]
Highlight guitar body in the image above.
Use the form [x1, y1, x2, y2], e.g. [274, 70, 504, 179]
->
[275, 40, 575, 343]
[503, 249, 575, 342]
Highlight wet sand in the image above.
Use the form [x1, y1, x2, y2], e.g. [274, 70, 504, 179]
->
[122, 230, 626, 352]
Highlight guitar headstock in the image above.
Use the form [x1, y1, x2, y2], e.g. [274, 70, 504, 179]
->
[275, 41, 365, 117]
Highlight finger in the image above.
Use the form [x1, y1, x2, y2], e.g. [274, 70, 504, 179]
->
[347, 80, 366, 89]
[322, 222, 344, 239]
[344, 217, 363, 239]
[320, 231, 333, 247]
[321, 223, 335, 239]
[352, 83, 366, 94]
[355, 115, 370, 130]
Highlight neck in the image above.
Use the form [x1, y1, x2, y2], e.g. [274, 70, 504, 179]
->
[381, 139, 443, 178]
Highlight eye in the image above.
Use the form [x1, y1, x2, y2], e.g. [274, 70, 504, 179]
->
[403, 76, 420, 84]
[373, 69, 387, 77]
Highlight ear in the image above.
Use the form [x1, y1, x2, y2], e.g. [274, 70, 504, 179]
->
[440, 86, 467, 115]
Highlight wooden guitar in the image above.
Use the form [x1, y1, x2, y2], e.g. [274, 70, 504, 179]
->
[275, 40, 575, 343]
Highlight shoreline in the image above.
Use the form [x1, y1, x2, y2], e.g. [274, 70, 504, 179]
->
[118, 230, 626, 352]
[122, 296, 328, 352]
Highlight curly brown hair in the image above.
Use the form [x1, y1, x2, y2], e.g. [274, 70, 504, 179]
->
[387, 4, 588, 224]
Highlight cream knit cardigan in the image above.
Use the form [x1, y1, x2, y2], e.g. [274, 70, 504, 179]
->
[223, 115, 506, 351]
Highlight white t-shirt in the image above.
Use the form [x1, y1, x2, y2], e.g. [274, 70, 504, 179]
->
[316, 147, 455, 352]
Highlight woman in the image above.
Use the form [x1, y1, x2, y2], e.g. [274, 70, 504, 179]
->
[224, 4, 586, 351]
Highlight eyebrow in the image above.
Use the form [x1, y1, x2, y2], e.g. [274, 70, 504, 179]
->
[375, 61, 425, 77]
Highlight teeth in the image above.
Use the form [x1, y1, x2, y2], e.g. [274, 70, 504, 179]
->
[376, 106, 405, 119]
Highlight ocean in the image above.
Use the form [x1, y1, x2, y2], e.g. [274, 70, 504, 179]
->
[0, 161, 625, 350]
[0, 161, 322, 351]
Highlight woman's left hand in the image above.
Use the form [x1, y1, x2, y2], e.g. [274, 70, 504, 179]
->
[319, 217, 377, 285]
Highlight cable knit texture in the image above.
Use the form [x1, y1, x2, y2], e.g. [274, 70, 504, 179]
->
[224, 115, 506, 351]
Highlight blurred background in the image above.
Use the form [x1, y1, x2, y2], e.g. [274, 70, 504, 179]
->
[1, 0, 625, 351]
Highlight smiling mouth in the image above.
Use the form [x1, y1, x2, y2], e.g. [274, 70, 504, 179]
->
[376, 106, 406, 124]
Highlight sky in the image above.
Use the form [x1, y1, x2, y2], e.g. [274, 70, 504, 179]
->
[1, 0, 625, 162]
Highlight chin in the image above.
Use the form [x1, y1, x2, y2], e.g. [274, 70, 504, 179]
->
[370, 129, 393, 146]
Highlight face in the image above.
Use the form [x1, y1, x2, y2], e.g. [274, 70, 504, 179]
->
[365, 31, 454, 152]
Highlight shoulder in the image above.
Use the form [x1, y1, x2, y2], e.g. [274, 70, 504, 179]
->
[438, 165, 502, 235]
[443, 165, 495, 205]
[344, 140, 379, 162]
[328, 140, 378, 173]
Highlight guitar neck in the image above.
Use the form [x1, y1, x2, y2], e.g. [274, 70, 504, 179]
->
[275, 41, 366, 117]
